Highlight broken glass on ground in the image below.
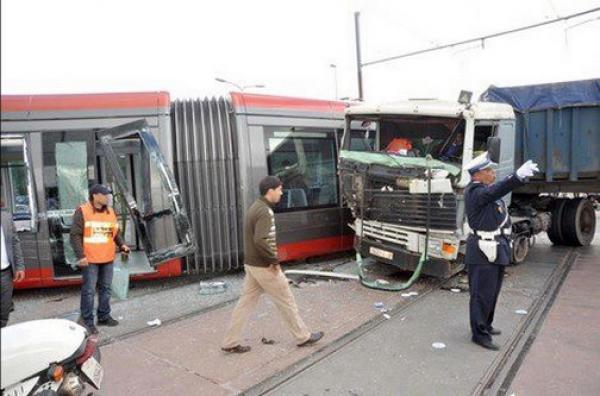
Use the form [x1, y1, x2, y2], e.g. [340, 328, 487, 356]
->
[199, 281, 229, 295]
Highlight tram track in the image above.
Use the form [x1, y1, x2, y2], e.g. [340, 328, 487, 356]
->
[472, 248, 577, 395]
[243, 248, 577, 396]
[243, 277, 448, 396]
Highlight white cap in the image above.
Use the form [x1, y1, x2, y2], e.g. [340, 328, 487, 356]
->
[464, 151, 498, 175]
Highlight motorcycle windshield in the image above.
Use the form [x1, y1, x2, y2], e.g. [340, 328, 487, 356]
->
[98, 120, 196, 265]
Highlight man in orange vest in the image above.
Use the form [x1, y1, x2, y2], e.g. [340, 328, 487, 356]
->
[70, 184, 129, 335]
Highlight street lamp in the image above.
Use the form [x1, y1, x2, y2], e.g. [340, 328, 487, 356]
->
[329, 64, 338, 100]
[215, 77, 265, 91]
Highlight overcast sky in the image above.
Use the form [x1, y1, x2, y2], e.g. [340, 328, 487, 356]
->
[2, 0, 599, 102]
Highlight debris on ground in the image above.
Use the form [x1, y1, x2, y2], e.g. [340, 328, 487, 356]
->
[374, 302, 384, 309]
[432, 342, 446, 349]
[401, 291, 419, 297]
[383, 314, 391, 320]
[284, 270, 359, 281]
[450, 288, 461, 293]
[261, 337, 276, 345]
[117, 316, 124, 320]
[376, 279, 390, 285]
[199, 281, 229, 295]
[515, 309, 528, 315]
[47, 297, 65, 303]
[147, 318, 162, 327]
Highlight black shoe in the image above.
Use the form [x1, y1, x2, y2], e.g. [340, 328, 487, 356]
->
[221, 345, 251, 354]
[472, 337, 499, 351]
[97, 316, 119, 327]
[85, 324, 99, 335]
[298, 331, 324, 347]
[488, 327, 502, 336]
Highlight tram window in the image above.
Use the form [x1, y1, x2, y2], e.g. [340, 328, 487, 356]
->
[42, 132, 95, 269]
[266, 129, 338, 212]
[0, 136, 37, 231]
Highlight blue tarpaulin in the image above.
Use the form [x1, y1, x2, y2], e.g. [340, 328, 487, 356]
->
[480, 79, 600, 112]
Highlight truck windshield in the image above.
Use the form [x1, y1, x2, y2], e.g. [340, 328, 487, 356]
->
[345, 115, 465, 164]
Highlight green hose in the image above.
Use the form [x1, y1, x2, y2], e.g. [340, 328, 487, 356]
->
[357, 155, 433, 291]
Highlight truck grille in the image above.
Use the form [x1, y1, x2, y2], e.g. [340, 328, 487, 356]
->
[364, 190, 457, 231]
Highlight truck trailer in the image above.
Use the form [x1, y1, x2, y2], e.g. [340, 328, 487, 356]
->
[339, 79, 599, 278]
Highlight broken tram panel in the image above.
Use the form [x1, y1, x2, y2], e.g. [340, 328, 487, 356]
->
[98, 120, 196, 266]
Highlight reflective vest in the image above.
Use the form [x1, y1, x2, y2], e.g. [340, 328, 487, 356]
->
[81, 202, 119, 264]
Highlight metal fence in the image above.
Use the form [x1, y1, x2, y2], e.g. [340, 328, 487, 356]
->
[171, 97, 243, 274]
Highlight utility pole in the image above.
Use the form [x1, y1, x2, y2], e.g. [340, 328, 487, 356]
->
[330, 64, 338, 99]
[354, 12, 364, 101]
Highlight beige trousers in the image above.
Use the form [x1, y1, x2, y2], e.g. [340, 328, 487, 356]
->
[222, 264, 311, 348]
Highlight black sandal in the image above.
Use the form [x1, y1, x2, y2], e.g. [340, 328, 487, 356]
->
[221, 345, 251, 353]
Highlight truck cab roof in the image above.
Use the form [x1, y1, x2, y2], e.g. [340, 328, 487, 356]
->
[345, 99, 515, 120]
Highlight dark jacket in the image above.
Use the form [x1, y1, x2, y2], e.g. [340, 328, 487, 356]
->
[243, 197, 278, 267]
[1, 210, 25, 273]
[465, 173, 524, 266]
[70, 203, 124, 262]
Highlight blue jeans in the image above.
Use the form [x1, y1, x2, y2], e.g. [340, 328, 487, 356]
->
[80, 263, 113, 326]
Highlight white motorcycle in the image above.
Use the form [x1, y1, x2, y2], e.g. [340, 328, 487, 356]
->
[1, 319, 103, 396]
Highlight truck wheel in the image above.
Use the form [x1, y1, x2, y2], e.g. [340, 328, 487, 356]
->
[562, 198, 596, 246]
[547, 198, 568, 245]
[512, 236, 529, 264]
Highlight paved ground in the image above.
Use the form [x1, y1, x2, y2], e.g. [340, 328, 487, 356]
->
[98, 262, 438, 395]
[264, 242, 572, 395]
[9, 231, 598, 395]
[509, 245, 600, 396]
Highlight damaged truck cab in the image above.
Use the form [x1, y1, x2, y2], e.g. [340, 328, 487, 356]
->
[339, 100, 517, 278]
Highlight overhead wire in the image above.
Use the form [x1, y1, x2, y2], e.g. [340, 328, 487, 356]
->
[362, 7, 600, 67]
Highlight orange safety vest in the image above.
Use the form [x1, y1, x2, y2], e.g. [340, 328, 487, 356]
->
[81, 202, 119, 264]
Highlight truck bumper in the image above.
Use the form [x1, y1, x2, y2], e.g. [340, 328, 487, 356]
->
[356, 238, 464, 279]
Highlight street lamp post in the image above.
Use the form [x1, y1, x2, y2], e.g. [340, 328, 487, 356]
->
[215, 77, 265, 91]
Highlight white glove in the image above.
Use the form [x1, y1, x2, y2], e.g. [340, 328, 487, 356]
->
[516, 159, 539, 178]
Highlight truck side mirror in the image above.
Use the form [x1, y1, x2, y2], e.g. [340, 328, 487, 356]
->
[487, 137, 501, 163]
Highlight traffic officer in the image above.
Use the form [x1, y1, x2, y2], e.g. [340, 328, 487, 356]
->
[464, 152, 538, 350]
[70, 184, 129, 335]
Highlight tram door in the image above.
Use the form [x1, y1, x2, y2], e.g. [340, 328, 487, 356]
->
[98, 120, 195, 267]
[0, 135, 37, 231]
[97, 137, 150, 273]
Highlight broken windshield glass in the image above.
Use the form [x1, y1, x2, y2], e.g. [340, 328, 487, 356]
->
[339, 150, 461, 176]
[345, 115, 465, 165]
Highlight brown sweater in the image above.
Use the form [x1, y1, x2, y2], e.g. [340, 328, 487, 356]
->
[243, 197, 278, 267]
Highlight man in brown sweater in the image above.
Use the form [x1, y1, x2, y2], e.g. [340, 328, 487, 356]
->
[222, 176, 323, 353]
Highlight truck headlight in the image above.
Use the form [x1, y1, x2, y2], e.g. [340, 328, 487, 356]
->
[419, 237, 458, 259]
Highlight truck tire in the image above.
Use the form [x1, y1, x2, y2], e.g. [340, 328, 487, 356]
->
[512, 236, 529, 264]
[547, 198, 568, 245]
[561, 198, 596, 246]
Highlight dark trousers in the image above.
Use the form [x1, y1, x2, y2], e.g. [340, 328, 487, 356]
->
[81, 263, 113, 327]
[468, 262, 504, 342]
[1, 268, 14, 328]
